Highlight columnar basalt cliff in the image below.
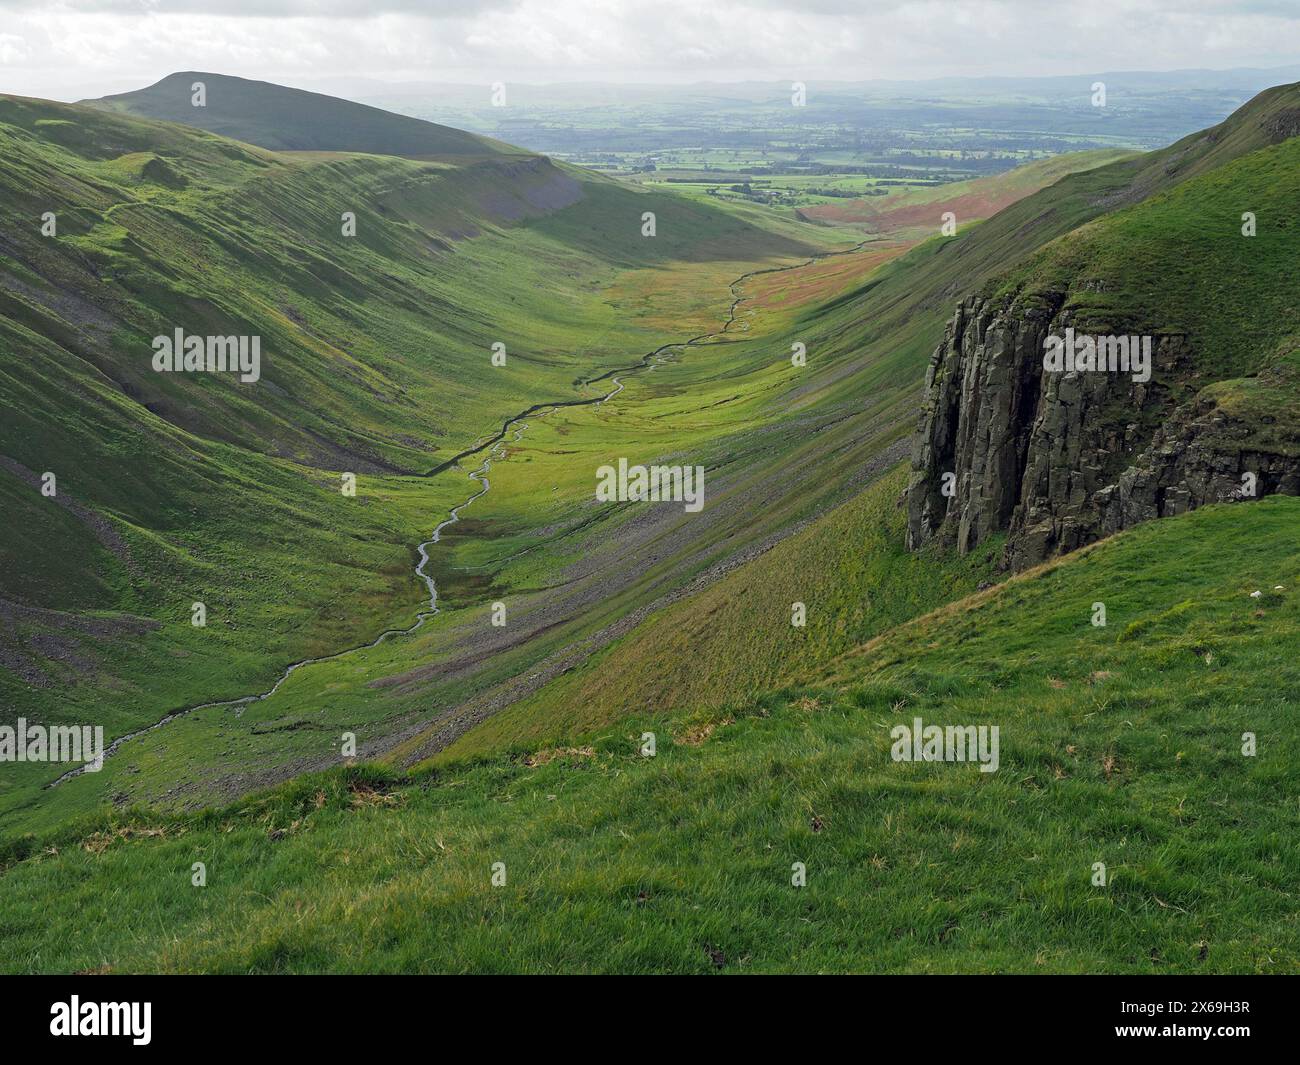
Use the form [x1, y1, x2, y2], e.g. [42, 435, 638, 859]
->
[905, 293, 1300, 571]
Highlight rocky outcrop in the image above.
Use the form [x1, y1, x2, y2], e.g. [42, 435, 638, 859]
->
[906, 293, 1300, 571]
[1084, 386, 1300, 561]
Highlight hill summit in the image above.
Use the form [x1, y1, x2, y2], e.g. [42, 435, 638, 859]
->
[86, 71, 514, 158]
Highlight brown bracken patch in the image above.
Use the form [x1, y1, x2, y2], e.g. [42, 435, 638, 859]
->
[522, 745, 595, 767]
[674, 718, 734, 747]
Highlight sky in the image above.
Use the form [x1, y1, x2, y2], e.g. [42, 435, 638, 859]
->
[1, 0, 1299, 101]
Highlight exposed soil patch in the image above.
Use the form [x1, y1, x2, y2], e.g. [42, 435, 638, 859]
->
[0, 454, 139, 575]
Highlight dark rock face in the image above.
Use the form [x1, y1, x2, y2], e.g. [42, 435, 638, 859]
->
[1263, 106, 1300, 142]
[905, 294, 1300, 571]
[1087, 395, 1300, 563]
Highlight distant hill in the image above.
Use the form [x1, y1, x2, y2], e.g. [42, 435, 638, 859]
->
[85, 71, 519, 158]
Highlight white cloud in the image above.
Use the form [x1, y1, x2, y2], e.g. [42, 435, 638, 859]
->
[0, 0, 1297, 101]
[0, 34, 31, 65]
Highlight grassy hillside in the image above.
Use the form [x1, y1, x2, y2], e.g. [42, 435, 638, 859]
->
[443, 466, 1000, 757]
[0, 90, 840, 833]
[2, 83, 1112, 838]
[3, 497, 1296, 973]
[798, 149, 1135, 235]
[432, 83, 1300, 757]
[988, 131, 1300, 379]
[803, 78, 1300, 381]
[88, 72, 514, 158]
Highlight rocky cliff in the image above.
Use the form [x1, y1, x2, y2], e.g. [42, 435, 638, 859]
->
[905, 292, 1300, 571]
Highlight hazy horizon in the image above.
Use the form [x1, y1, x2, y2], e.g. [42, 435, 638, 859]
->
[2, 0, 1300, 102]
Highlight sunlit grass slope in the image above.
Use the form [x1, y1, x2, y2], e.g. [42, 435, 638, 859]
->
[3, 497, 1296, 973]
[2, 84, 1104, 836]
[0, 90, 826, 824]
[989, 131, 1300, 380]
[445, 466, 1001, 756]
[437, 84, 1300, 756]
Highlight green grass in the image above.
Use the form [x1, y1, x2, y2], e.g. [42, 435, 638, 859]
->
[5, 80, 1300, 977]
[990, 132, 1300, 379]
[3, 498, 1296, 973]
[2, 87, 1102, 837]
[447, 465, 1002, 756]
[0, 90, 836, 832]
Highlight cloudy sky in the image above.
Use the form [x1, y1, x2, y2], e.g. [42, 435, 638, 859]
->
[1, 0, 1298, 101]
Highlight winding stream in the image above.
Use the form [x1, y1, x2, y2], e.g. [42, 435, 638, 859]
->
[49, 377, 636, 787]
[49, 237, 872, 786]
